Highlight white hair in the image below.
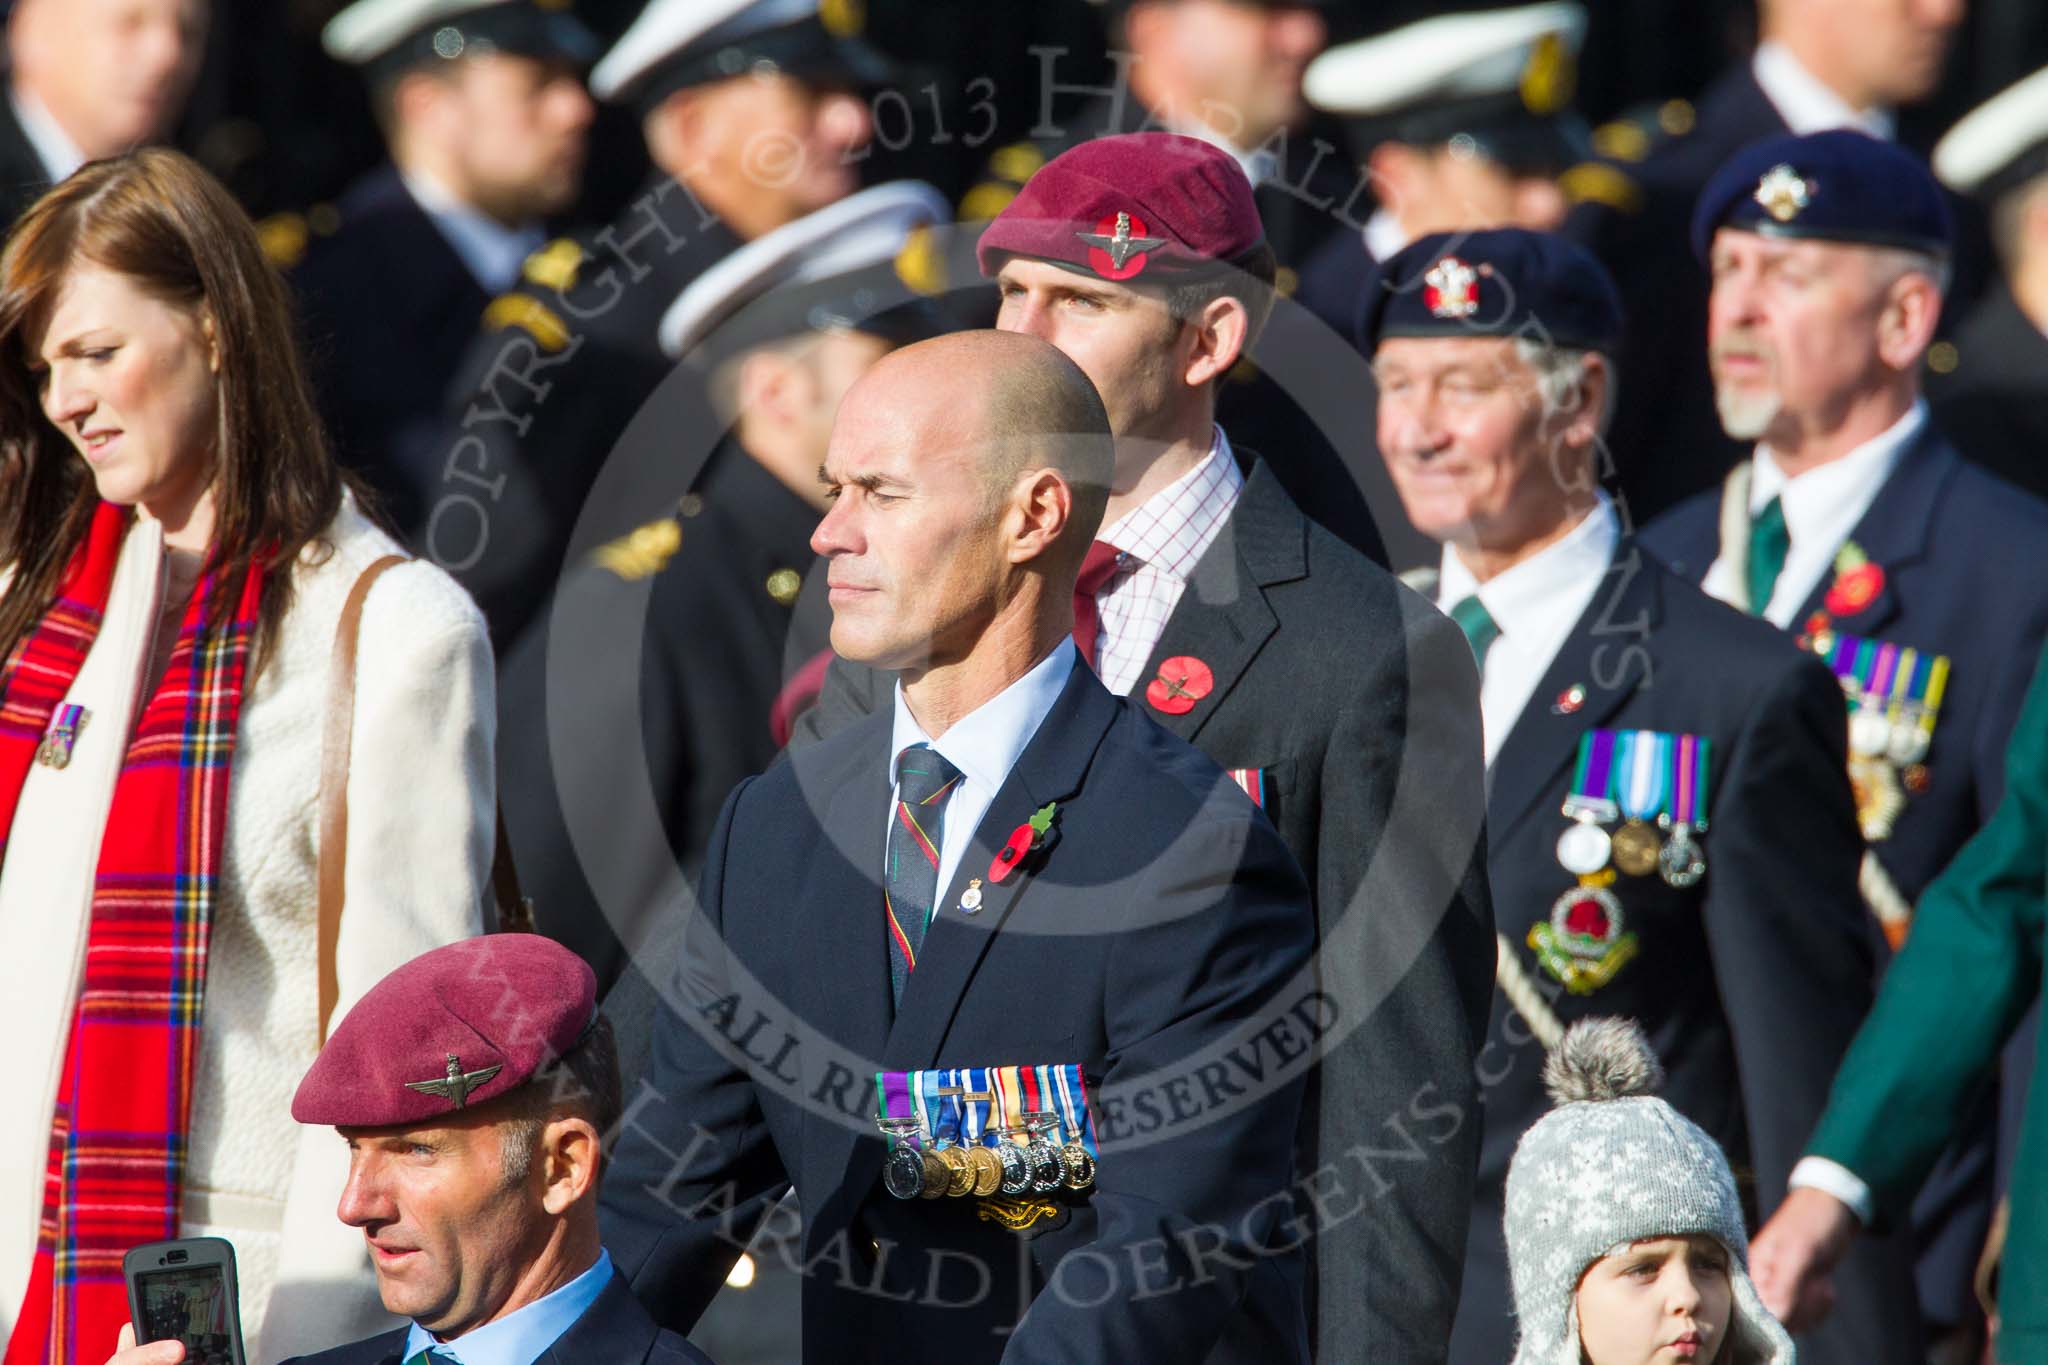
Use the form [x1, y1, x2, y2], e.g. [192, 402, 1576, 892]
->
[1513, 338, 1615, 432]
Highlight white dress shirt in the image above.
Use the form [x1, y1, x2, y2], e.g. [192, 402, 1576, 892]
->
[1364, 208, 1411, 266]
[9, 87, 84, 182]
[1438, 498, 1621, 766]
[1752, 41, 1895, 140]
[1091, 427, 1245, 696]
[888, 638, 1076, 898]
[1788, 1154, 1877, 1224]
[1702, 401, 1925, 627]
[400, 166, 546, 296]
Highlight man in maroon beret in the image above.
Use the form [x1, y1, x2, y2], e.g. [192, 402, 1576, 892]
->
[794, 131, 1496, 1364]
[106, 937, 712, 1365]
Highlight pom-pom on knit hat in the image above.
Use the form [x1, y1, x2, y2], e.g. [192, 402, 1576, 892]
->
[1504, 1018, 1797, 1365]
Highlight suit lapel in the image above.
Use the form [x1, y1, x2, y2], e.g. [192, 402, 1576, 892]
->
[1788, 425, 1952, 641]
[1133, 458, 1305, 741]
[801, 718, 896, 1068]
[824, 667, 1118, 1207]
[882, 664, 1119, 1069]
[537, 1272, 662, 1363]
[1486, 541, 1665, 838]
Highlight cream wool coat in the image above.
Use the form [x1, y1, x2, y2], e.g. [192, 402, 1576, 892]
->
[0, 496, 492, 1361]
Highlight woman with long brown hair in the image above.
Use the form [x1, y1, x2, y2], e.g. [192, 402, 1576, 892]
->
[0, 150, 493, 1362]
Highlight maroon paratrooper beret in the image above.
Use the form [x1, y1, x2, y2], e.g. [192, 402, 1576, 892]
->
[292, 936, 598, 1127]
[976, 132, 1267, 283]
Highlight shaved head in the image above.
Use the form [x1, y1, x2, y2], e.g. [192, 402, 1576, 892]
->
[813, 330, 1116, 685]
[853, 330, 1114, 566]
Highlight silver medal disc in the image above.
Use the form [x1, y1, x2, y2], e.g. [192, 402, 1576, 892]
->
[1556, 819, 1613, 876]
[1659, 829, 1707, 889]
[1849, 709, 1891, 758]
[883, 1147, 926, 1200]
[997, 1142, 1032, 1196]
[1887, 725, 1930, 766]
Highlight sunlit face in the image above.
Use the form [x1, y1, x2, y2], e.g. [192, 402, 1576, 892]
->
[1132, 0, 1327, 145]
[812, 375, 1011, 672]
[1374, 334, 1574, 550]
[1575, 1234, 1735, 1365]
[434, 54, 594, 223]
[1386, 147, 1570, 237]
[1798, 0, 1962, 106]
[675, 72, 872, 223]
[993, 257, 1187, 450]
[34, 262, 218, 530]
[1706, 229, 1896, 443]
[334, 1117, 543, 1338]
[10, 0, 208, 159]
[789, 328, 897, 463]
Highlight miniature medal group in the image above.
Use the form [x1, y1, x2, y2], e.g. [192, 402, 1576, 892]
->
[1536, 728, 1710, 995]
[874, 1064, 1097, 1212]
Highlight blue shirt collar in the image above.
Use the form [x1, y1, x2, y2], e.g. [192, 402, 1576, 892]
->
[889, 637, 1076, 799]
[401, 1248, 612, 1365]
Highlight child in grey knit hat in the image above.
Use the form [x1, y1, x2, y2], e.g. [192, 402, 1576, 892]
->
[1503, 1018, 1797, 1365]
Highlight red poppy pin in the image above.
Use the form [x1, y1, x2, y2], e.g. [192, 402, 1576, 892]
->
[988, 802, 1059, 885]
[1146, 656, 1215, 716]
[1825, 563, 1885, 617]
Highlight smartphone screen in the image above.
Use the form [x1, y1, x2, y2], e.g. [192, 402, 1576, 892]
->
[133, 1264, 236, 1360]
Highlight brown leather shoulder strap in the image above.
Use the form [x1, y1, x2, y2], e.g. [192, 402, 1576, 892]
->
[316, 554, 410, 1044]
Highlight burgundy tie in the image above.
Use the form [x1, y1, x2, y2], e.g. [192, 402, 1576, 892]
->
[1072, 540, 1123, 669]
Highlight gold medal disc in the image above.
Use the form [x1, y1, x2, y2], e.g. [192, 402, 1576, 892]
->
[1611, 820, 1661, 876]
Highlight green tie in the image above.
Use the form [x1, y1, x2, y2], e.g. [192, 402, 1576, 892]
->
[1448, 595, 1501, 674]
[1746, 496, 1789, 616]
[405, 1351, 452, 1365]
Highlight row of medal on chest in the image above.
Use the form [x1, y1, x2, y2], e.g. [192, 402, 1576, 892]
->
[878, 1107, 1096, 1201]
[874, 1066, 1101, 1203]
[1555, 728, 1711, 889]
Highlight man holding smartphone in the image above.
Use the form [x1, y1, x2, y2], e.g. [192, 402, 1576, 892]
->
[106, 936, 712, 1365]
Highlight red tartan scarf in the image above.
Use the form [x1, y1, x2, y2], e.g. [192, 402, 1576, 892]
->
[0, 502, 264, 1365]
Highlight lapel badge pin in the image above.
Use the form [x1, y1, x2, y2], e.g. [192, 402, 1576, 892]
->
[35, 704, 89, 769]
[959, 879, 984, 914]
[1146, 656, 1215, 716]
[1551, 684, 1586, 716]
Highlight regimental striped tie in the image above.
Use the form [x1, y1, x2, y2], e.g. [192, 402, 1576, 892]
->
[885, 743, 964, 1006]
[404, 1349, 454, 1365]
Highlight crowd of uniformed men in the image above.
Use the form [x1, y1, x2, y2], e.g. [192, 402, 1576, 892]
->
[21, 0, 2048, 1360]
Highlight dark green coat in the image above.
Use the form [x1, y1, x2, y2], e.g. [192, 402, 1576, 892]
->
[1809, 642, 2048, 1362]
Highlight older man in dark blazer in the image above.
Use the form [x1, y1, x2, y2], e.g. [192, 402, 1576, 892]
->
[1364, 226, 1922, 1365]
[1644, 132, 2048, 1352]
[600, 330, 1318, 1363]
[793, 132, 1494, 1363]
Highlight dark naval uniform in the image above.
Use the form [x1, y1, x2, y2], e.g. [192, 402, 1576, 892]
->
[1563, 63, 1787, 523]
[795, 456, 1497, 1364]
[289, 164, 496, 536]
[0, 97, 56, 232]
[281, 1271, 713, 1365]
[1929, 282, 2048, 502]
[498, 437, 828, 997]
[425, 187, 741, 645]
[1442, 538, 1923, 1365]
